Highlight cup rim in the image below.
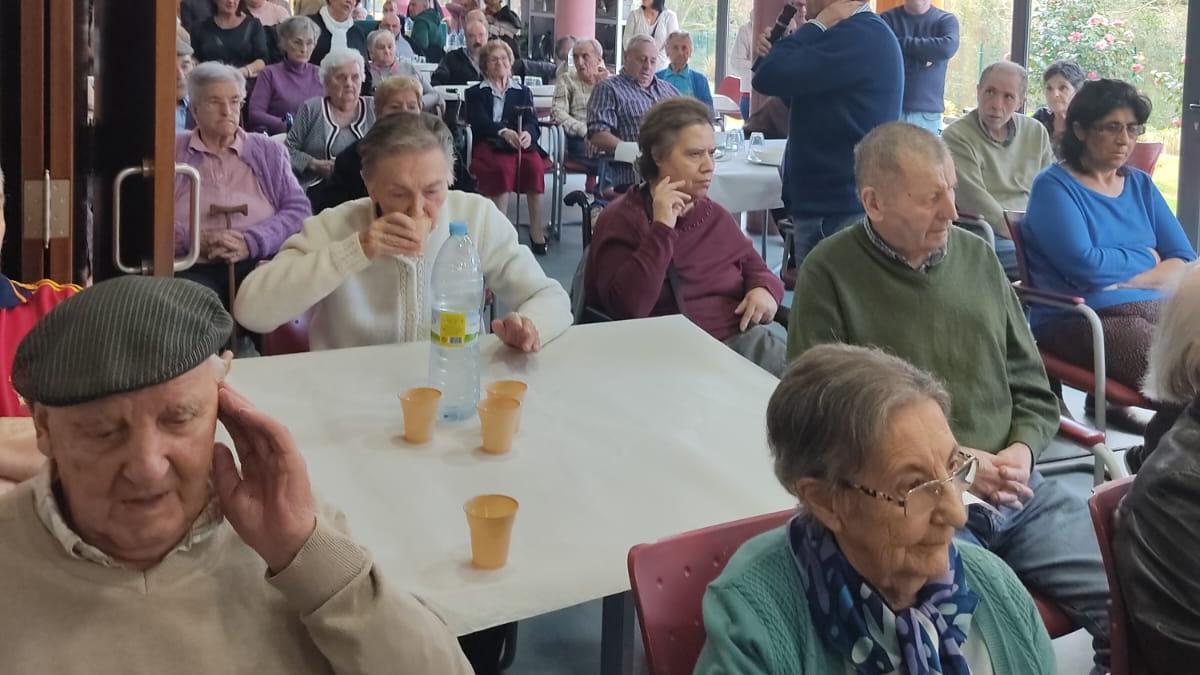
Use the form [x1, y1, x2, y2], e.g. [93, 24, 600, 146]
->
[401, 387, 443, 402]
[464, 494, 520, 518]
[486, 379, 528, 395]
[477, 396, 520, 412]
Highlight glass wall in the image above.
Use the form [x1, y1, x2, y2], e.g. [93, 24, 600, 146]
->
[939, 0, 1014, 117]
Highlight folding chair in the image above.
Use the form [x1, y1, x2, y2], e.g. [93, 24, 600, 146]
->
[1088, 477, 1139, 675]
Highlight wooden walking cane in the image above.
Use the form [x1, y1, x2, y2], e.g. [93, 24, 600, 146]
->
[513, 103, 534, 240]
[208, 203, 248, 348]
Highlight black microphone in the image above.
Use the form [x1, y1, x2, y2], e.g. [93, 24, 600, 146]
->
[752, 4, 799, 71]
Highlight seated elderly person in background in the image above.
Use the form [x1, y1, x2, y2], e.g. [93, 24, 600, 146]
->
[789, 121, 1112, 671]
[309, 0, 369, 64]
[191, 0, 270, 80]
[246, 0, 290, 25]
[287, 48, 376, 187]
[1032, 60, 1085, 159]
[656, 31, 713, 117]
[552, 38, 606, 173]
[365, 29, 444, 111]
[586, 99, 785, 375]
[431, 18, 487, 85]
[377, 10, 420, 62]
[176, 38, 196, 131]
[0, 170, 77, 495]
[176, 63, 310, 311]
[247, 16, 324, 134]
[553, 35, 576, 77]
[696, 344, 1055, 674]
[942, 61, 1054, 276]
[1116, 267, 1200, 673]
[1024, 79, 1196, 427]
[587, 34, 679, 188]
[407, 0, 447, 61]
[235, 113, 571, 351]
[0, 276, 472, 673]
[309, 76, 425, 213]
[465, 40, 551, 254]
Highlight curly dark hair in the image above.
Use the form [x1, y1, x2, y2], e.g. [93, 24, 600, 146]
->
[1060, 78, 1151, 171]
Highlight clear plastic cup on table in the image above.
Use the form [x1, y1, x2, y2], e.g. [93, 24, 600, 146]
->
[725, 131, 742, 157]
[748, 132, 765, 161]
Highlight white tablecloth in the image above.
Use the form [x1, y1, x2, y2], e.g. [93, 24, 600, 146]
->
[226, 316, 791, 636]
[708, 139, 786, 214]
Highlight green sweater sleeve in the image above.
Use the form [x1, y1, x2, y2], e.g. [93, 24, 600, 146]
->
[694, 584, 777, 675]
[1000, 279, 1059, 458]
[786, 257, 846, 361]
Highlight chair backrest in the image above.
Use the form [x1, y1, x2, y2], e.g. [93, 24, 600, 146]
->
[717, 75, 741, 100]
[1003, 210, 1031, 285]
[1126, 142, 1164, 176]
[628, 509, 794, 675]
[1088, 476, 1137, 675]
[261, 310, 313, 356]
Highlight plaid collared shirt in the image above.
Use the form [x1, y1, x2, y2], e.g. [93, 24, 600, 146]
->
[862, 218, 948, 273]
[586, 72, 679, 185]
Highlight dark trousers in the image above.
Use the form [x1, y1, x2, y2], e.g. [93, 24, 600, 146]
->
[177, 259, 257, 312]
[1035, 299, 1161, 391]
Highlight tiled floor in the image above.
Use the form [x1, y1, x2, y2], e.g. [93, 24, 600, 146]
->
[494, 174, 1131, 674]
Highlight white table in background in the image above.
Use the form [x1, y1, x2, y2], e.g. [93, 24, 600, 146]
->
[226, 316, 791, 675]
[708, 138, 786, 257]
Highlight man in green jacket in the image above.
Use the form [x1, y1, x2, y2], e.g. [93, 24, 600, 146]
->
[407, 0, 446, 60]
[787, 121, 1110, 673]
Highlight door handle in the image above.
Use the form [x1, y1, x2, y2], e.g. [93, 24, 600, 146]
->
[112, 162, 202, 274]
[1191, 103, 1200, 110]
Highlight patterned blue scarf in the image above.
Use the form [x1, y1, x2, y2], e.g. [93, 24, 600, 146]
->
[788, 516, 979, 675]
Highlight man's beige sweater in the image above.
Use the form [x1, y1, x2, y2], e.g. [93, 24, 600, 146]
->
[0, 480, 472, 674]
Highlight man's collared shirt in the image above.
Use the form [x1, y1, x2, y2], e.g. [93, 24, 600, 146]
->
[974, 110, 1017, 147]
[809, 2, 874, 32]
[480, 78, 525, 123]
[862, 218, 948, 273]
[657, 65, 696, 98]
[586, 71, 680, 185]
[552, 70, 598, 138]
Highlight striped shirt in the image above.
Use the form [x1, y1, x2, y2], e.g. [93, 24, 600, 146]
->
[863, 217, 947, 273]
[586, 72, 679, 185]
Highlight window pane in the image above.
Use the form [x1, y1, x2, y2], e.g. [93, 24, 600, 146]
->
[941, 0, 1015, 120]
[1028, 0, 1189, 213]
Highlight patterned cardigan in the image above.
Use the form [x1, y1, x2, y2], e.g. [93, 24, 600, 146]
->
[285, 96, 377, 186]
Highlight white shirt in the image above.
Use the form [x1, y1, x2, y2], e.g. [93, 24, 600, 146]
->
[623, 8, 680, 71]
[730, 22, 754, 94]
[320, 5, 353, 53]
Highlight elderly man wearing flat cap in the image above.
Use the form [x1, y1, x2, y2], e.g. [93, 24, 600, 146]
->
[0, 275, 471, 674]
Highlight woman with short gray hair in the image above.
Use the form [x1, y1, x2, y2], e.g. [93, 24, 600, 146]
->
[364, 29, 444, 113]
[695, 344, 1056, 675]
[247, 15, 324, 134]
[286, 48, 375, 186]
[235, 112, 572, 353]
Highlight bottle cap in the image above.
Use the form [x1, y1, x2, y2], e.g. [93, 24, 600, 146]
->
[449, 221, 468, 236]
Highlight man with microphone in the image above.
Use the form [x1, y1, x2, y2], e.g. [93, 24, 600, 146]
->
[753, 0, 903, 265]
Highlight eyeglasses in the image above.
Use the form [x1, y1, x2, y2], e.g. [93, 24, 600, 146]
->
[1092, 122, 1146, 138]
[840, 449, 977, 518]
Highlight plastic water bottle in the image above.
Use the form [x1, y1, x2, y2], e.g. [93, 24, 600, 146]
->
[429, 221, 483, 420]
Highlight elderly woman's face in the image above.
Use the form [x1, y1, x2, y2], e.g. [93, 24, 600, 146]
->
[370, 38, 396, 67]
[327, 0, 355, 19]
[31, 359, 226, 569]
[192, 80, 243, 139]
[1043, 74, 1076, 116]
[325, 63, 363, 105]
[285, 31, 317, 63]
[654, 123, 716, 200]
[806, 399, 967, 604]
[1078, 106, 1141, 170]
[378, 90, 422, 116]
[485, 48, 512, 80]
[363, 146, 450, 244]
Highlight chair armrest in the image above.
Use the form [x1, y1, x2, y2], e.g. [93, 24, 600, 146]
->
[1012, 282, 1086, 307]
[1058, 416, 1106, 447]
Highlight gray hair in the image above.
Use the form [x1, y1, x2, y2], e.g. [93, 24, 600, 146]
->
[574, 38, 603, 59]
[358, 112, 456, 182]
[854, 121, 949, 193]
[666, 30, 692, 45]
[625, 33, 657, 55]
[767, 344, 950, 494]
[979, 60, 1029, 94]
[1143, 268, 1200, 403]
[276, 15, 320, 50]
[187, 61, 246, 103]
[177, 37, 194, 58]
[367, 29, 397, 52]
[319, 48, 365, 86]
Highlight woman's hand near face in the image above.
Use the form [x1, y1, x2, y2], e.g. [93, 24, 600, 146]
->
[359, 212, 430, 259]
[651, 176, 691, 229]
[734, 287, 778, 332]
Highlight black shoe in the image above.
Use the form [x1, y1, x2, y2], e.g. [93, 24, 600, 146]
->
[530, 241, 548, 256]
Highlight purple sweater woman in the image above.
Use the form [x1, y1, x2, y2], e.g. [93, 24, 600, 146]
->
[247, 16, 324, 134]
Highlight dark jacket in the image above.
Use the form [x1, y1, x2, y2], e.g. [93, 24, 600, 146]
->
[308, 12, 369, 66]
[431, 48, 483, 86]
[308, 140, 365, 214]
[191, 15, 270, 68]
[464, 81, 546, 157]
[1116, 398, 1200, 673]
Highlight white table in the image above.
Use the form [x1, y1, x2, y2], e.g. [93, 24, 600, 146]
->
[709, 139, 786, 257]
[226, 316, 791, 673]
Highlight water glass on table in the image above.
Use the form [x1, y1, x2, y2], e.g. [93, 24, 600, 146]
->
[748, 132, 765, 161]
[724, 130, 742, 157]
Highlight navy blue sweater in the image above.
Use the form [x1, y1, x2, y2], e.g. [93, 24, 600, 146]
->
[880, 6, 960, 113]
[752, 12, 902, 218]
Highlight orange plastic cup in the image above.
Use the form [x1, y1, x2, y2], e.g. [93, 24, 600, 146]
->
[464, 494, 519, 569]
[400, 388, 442, 443]
[486, 380, 527, 432]
[477, 396, 520, 454]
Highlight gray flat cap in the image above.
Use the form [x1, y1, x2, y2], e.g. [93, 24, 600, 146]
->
[12, 276, 233, 407]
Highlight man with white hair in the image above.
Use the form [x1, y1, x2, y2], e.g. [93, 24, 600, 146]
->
[0, 275, 472, 672]
[789, 121, 1112, 673]
[586, 33, 680, 187]
[942, 61, 1055, 275]
[552, 38, 607, 169]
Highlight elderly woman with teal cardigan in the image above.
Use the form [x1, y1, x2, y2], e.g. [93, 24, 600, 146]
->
[695, 344, 1056, 675]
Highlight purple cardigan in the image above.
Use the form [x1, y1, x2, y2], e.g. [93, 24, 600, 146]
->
[247, 60, 324, 134]
[174, 131, 311, 260]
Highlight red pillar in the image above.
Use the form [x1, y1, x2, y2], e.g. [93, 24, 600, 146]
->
[556, 0, 596, 40]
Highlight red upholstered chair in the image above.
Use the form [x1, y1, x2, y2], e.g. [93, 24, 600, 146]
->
[1031, 590, 1077, 638]
[261, 310, 312, 356]
[1125, 142, 1164, 177]
[1088, 477, 1139, 675]
[627, 510, 793, 675]
[717, 76, 741, 100]
[1004, 210, 1136, 484]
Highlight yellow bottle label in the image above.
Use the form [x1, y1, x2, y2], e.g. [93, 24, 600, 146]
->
[431, 310, 480, 347]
